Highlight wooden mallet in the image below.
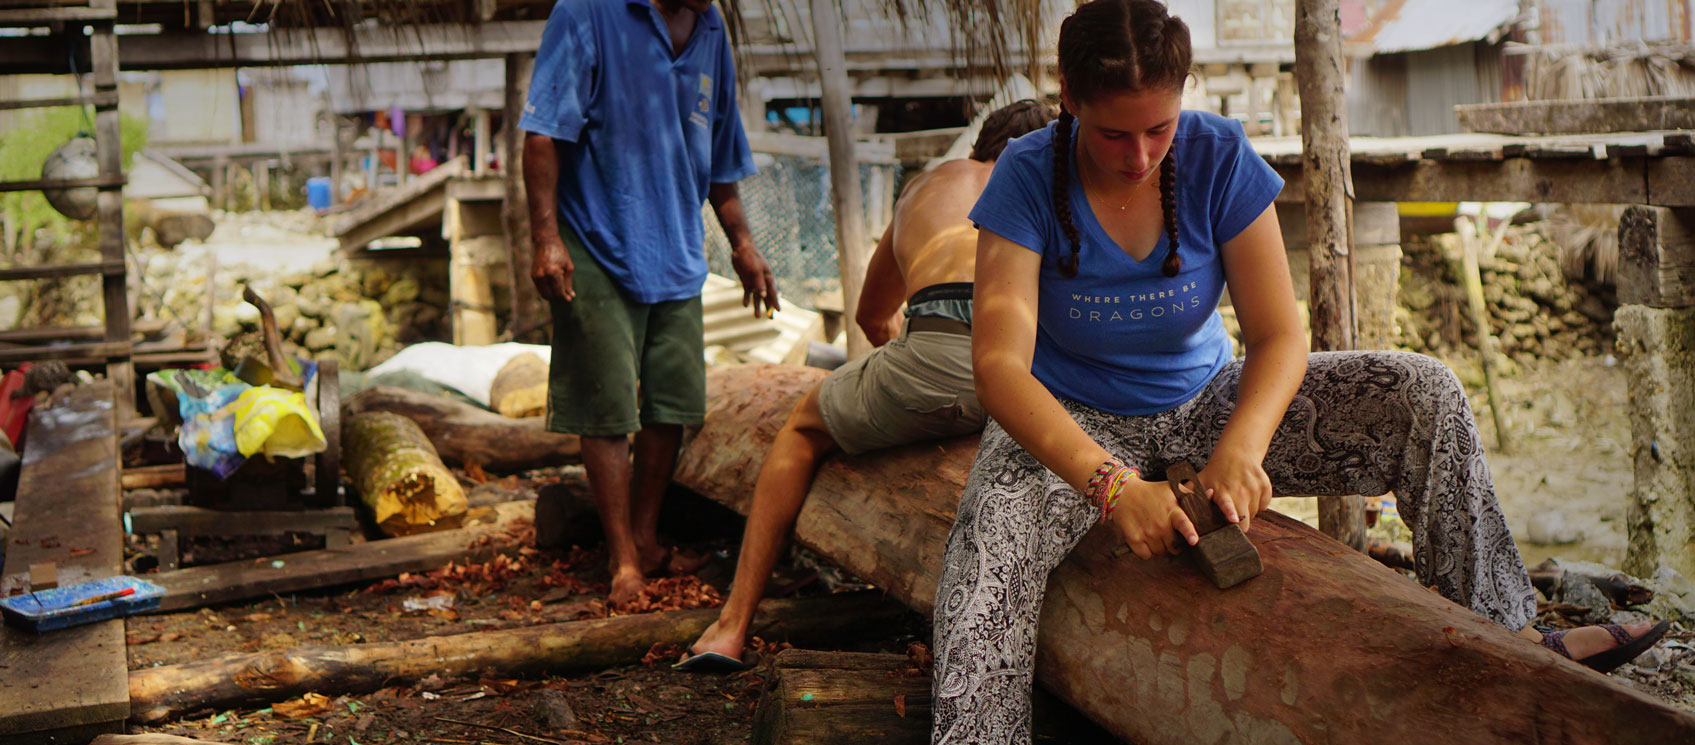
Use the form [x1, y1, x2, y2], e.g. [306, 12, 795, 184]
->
[1112, 460, 1263, 589]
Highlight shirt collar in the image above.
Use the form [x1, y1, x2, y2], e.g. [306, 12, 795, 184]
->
[625, 0, 722, 31]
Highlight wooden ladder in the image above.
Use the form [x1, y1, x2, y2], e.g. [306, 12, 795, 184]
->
[0, 0, 135, 416]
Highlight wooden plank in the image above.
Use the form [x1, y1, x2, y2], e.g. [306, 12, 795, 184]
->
[332, 156, 464, 250]
[745, 131, 898, 165]
[752, 651, 931, 745]
[0, 260, 122, 282]
[1649, 156, 1695, 209]
[146, 500, 534, 613]
[0, 341, 130, 364]
[0, 381, 128, 740]
[1457, 97, 1695, 135]
[126, 506, 357, 537]
[0, 91, 117, 111]
[0, 6, 114, 23]
[1618, 206, 1695, 309]
[0, 175, 125, 193]
[1271, 157, 1665, 205]
[674, 365, 1695, 745]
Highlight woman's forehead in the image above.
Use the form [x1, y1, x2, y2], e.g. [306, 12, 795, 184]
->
[1074, 89, 1181, 131]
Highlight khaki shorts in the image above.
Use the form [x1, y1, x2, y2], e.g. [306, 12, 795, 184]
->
[545, 225, 705, 437]
[816, 324, 985, 455]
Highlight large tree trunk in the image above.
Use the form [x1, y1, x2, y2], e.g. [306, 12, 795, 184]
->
[673, 364, 1695, 745]
[128, 592, 906, 724]
[343, 412, 468, 536]
[343, 386, 580, 471]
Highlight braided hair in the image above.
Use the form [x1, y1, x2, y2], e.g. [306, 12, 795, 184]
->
[1052, 0, 1192, 279]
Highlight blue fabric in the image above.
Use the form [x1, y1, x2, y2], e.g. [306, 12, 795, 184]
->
[968, 110, 1285, 415]
[520, 0, 756, 304]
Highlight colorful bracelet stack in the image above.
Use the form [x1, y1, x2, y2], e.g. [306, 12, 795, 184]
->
[1084, 457, 1140, 523]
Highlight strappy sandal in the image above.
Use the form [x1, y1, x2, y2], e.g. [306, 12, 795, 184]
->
[1537, 619, 1672, 674]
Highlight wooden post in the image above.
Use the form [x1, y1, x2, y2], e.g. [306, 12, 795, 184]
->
[366, 126, 379, 193]
[1295, 0, 1363, 550]
[809, 0, 871, 359]
[328, 116, 344, 206]
[253, 161, 270, 211]
[472, 107, 490, 178]
[210, 154, 227, 210]
[501, 53, 543, 342]
[1616, 206, 1695, 580]
[89, 7, 134, 417]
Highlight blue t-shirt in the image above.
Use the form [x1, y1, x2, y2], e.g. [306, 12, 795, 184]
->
[969, 111, 1284, 416]
[519, 0, 756, 304]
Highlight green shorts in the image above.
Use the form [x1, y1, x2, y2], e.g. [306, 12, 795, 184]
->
[546, 227, 705, 437]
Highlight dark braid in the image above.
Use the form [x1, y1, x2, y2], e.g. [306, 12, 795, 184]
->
[1159, 149, 1180, 277]
[1053, 110, 1081, 278]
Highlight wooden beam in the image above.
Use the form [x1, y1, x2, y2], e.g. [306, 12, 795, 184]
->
[809, 0, 871, 359]
[1270, 157, 1679, 206]
[1618, 206, 1695, 309]
[145, 500, 533, 613]
[126, 506, 357, 537]
[1295, 0, 1365, 549]
[674, 365, 1695, 745]
[0, 341, 130, 364]
[751, 651, 931, 745]
[0, 175, 126, 193]
[0, 382, 127, 742]
[1457, 97, 1695, 135]
[0, 260, 123, 282]
[90, 14, 134, 418]
[745, 131, 897, 164]
[0, 5, 114, 23]
[0, 91, 118, 111]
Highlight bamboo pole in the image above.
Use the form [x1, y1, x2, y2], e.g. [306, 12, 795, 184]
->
[808, 0, 870, 359]
[1456, 216, 1512, 453]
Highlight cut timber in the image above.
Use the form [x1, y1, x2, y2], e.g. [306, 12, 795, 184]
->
[128, 591, 907, 724]
[0, 382, 126, 743]
[342, 386, 580, 471]
[1617, 206, 1695, 309]
[343, 412, 468, 536]
[147, 500, 532, 613]
[489, 352, 546, 418]
[1456, 97, 1695, 135]
[751, 650, 930, 745]
[121, 463, 186, 490]
[673, 365, 1695, 745]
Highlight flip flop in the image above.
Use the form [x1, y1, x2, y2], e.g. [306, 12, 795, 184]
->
[671, 651, 750, 673]
[1539, 619, 1673, 674]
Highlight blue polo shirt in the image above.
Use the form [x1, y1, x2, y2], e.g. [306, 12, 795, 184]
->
[520, 0, 756, 304]
[969, 111, 1284, 415]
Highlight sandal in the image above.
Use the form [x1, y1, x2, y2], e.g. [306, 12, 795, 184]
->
[1537, 620, 1672, 674]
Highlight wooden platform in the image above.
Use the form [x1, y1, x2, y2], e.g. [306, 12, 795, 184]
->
[0, 382, 127, 743]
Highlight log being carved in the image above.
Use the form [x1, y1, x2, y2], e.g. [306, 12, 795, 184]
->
[674, 364, 1695, 745]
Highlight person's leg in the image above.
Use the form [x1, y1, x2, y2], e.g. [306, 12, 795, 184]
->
[544, 226, 646, 606]
[1169, 350, 1655, 660]
[688, 384, 837, 662]
[631, 292, 708, 574]
[933, 404, 1139, 745]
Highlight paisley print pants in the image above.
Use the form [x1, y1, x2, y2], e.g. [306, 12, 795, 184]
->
[930, 351, 1536, 745]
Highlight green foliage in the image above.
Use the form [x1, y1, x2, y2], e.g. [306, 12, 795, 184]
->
[0, 106, 149, 255]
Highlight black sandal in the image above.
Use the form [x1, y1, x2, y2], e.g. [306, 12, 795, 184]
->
[1537, 619, 1672, 674]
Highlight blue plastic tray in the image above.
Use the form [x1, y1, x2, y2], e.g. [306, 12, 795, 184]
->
[0, 576, 164, 632]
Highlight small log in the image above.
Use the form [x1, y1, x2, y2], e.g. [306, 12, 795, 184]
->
[1529, 563, 1656, 608]
[343, 411, 468, 536]
[127, 591, 907, 724]
[489, 352, 547, 418]
[342, 386, 580, 471]
[752, 650, 930, 745]
[92, 735, 227, 745]
[121, 463, 186, 490]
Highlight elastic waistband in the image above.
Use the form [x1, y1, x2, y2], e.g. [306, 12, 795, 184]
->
[907, 282, 973, 305]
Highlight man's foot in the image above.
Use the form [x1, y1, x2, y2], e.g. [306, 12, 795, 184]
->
[608, 565, 647, 608]
[637, 544, 669, 576]
[683, 617, 748, 666]
[636, 543, 710, 576]
[1524, 620, 1671, 673]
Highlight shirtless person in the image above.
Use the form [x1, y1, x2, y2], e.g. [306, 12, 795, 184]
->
[677, 101, 1055, 670]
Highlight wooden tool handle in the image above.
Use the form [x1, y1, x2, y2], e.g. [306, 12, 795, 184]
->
[1166, 461, 1227, 535]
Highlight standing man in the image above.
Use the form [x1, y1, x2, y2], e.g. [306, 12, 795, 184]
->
[520, 0, 779, 607]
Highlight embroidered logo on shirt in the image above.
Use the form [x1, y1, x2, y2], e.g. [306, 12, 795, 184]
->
[690, 73, 713, 129]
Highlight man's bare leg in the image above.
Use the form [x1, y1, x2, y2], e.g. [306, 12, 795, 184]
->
[688, 385, 836, 662]
[580, 434, 646, 606]
[631, 423, 684, 575]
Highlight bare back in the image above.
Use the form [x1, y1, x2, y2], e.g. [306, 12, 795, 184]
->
[890, 159, 995, 298]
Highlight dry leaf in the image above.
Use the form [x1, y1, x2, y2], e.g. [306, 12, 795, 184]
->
[894, 693, 907, 718]
[465, 460, 491, 484]
[274, 692, 333, 719]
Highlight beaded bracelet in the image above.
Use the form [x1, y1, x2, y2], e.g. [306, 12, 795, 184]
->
[1084, 458, 1141, 523]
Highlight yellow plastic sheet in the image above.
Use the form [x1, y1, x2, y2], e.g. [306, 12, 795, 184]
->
[231, 386, 327, 459]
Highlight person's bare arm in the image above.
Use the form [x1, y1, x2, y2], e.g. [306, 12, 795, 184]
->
[972, 231, 1199, 559]
[1204, 204, 1307, 534]
[855, 223, 906, 346]
[708, 182, 779, 318]
[523, 133, 573, 302]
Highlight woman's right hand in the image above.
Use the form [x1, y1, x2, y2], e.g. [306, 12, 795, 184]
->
[1108, 477, 1200, 560]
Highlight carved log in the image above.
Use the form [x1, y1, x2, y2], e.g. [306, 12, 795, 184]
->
[673, 364, 1695, 745]
[343, 411, 467, 536]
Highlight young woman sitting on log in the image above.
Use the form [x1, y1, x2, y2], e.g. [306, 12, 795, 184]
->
[932, 1, 1670, 741]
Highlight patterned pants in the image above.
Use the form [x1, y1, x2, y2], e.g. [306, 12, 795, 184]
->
[930, 351, 1536, 745]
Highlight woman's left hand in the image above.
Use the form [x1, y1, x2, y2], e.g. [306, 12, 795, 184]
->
[1198, 447, 1274, 534]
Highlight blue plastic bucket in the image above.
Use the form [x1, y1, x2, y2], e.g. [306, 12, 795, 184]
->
[306, 176, 333, 212]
